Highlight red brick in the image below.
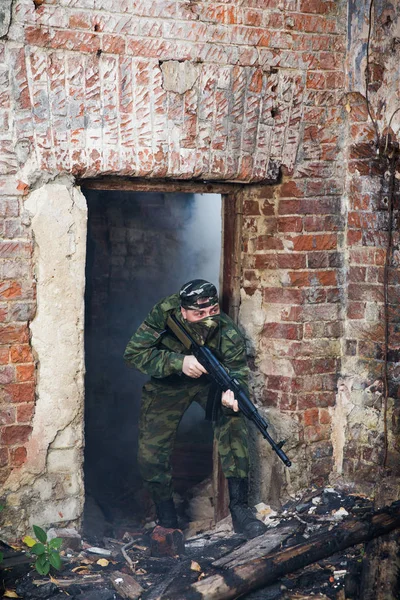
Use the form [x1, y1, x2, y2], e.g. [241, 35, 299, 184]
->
[348, 283, 384, 303]
[279, 181, 305, 198]
[0, 407, 15, 425]
[319, 408, 331, 425]
[287, 271, 309, 287]
[347, 302, 365, 319]
[255, 236, 284, 251]
[279, 393, 297, 411]
[348, 266, 366, 283]
[10, 344, 33, 363]
[1, 425, 32, 445]
[0, 346, 9, 364]
[2, 382, 35, 403]
[278, 197, 340, 215]
[254, 255, 278, 269]
[0, 241, 32, 258]
[10, 446, 27, 467]
[0, 365, 14, 384]
[304, 215, 343, 232]
[303, 425, 331, 442]
[297, 392, 336, 409]
[0, 281, 22, 299]
[277, 254, 307, 269]
[243, 200, 260, 215]
[15, 364, 34, 383]
[263, 323, 303, 340]
[293, 358, 337, 375]
[277, 216, 303, 232]
[299, 0, 335, 13]
[263, 288, 304, 304]
[292, 233, 337, 251]
[303, 408, 319, 426]
[16, 403, 35, 423]
[260, 200, 275, 216]
[306, 71, 325, 89]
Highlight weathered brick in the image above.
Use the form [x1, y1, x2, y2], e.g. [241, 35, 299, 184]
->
[263, 288, 304, 304]
[0, 365, 14, 384]
[2, 382, 35, 403]
[302, 408, 319, 426]
[277, 254, 307, 269]
[8, 302, 36, 322]
[10, 446, 27, 467]
[277, 216, 303, 232]
[0, 407, 15, 425]
[0, 281, 22, 299]
[292, 233, 337, 251]
[16, 403, 35, 423]
[263, 323, 303, 340]
[16, 364, 35, 382]
[348, 283, 384, 303]
[347, 302, 365, 320]
[0, 324, 29, 344]
[10, 344, 33, 364]
[1, 425, 32, 445]
[0, 345, 8, 364]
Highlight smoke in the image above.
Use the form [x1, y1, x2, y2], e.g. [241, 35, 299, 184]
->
[83, 189, 221, 517]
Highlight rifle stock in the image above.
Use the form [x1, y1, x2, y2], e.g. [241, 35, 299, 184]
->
[167, 314, 291, 468]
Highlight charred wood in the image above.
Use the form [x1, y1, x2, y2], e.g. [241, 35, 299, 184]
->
[161, 501, 400, 600]
[359, 530, 400, 600]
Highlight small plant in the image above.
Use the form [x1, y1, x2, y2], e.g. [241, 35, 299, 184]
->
[23, 525, 63, 575]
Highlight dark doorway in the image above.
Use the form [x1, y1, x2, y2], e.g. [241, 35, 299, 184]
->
[82, 188, 222, 531]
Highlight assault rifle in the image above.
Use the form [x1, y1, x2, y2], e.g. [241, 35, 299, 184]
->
[167, 314, 292, 467]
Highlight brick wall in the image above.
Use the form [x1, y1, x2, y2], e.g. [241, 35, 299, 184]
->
[339, 0, 400, 492]
[0, 190, 35, 485]
[3, 0, 400, 531]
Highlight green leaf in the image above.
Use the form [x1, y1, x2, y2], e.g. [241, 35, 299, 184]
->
[0, 551, 3, 563]
[33, 525, 47, 544]
[30, 543, 46, 556]
[49, 537, 63, 550]
[35, 553, 47, 567]
[35, 557, 50, 575]
[48, 550, 62, 570]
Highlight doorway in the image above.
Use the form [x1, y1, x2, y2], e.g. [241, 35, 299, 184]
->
[82, 188, 222, 531]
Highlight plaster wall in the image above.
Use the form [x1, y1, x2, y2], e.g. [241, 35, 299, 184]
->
[1, 182, 87, 537]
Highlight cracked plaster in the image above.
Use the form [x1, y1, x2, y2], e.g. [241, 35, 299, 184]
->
[2, 183, 87, 537]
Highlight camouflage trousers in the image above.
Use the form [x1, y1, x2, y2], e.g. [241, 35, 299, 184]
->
[137, 376, 249, 503]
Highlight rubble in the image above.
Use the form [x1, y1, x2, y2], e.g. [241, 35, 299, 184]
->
[47, 528, 82, 553]
[1, 486, 399, 600]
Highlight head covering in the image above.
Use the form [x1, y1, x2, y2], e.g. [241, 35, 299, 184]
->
[179, 279, 219, 310]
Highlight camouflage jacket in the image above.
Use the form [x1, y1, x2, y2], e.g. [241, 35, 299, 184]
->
[124, 293, 249, 389]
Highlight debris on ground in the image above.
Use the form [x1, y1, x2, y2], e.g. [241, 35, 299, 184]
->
[1, 486, 397, 600]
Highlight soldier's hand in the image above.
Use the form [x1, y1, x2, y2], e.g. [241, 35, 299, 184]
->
[221, 389, 239, 412]
[182, 355, 208, 378]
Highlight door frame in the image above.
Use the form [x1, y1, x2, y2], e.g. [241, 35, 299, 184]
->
[78, 176, 244, 523]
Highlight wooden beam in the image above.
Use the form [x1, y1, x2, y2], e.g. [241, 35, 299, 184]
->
[160, 502, 400, 600]
[77, 177, 241, 195]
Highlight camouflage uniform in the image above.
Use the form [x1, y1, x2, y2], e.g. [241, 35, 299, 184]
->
[124, 293, 250, 503]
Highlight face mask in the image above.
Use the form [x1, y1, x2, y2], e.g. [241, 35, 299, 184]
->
[185, 315, 220, 345]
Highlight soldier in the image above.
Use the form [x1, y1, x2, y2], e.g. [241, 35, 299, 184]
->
[124, 279, 267, 539]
